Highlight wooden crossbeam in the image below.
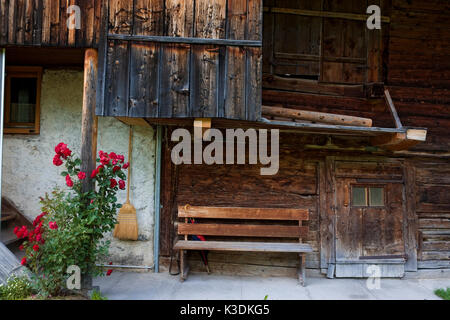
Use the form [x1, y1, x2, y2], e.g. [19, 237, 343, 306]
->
[262, 105, 373, 127]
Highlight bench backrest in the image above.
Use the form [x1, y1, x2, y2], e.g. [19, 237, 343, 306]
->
[177, 205, 309, 241]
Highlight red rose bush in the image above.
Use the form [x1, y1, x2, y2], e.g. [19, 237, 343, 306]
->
[15, 143, 127, 297]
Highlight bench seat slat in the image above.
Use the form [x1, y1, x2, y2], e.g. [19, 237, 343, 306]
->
[174, 240, 313, 253]
[178, 206, 309, 221]
[178, 223, 308, 238]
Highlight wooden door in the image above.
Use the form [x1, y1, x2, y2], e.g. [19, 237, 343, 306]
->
[335, 178, 406, 277]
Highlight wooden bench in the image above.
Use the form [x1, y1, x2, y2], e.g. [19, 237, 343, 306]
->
[173, 205, 312, 286]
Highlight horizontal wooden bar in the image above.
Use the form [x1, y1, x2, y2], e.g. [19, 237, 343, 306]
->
[262, 106, 373, 127]
[174, 240, 314, 253]
[263, 7, 390, 23]
[108, 34, 262, 47]
[178, 223, 308, 238]
[178, 206, 309, 221]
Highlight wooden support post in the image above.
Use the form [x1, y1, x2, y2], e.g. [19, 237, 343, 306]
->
[81, 49, 98, 193]
[298, 253, 306, 286]
[384, 89, 403, 129]
[80, 48, 98, 291]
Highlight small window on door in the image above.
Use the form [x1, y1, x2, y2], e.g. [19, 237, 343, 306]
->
[4, 66, 42, 134]
[352, 186, 385, 207]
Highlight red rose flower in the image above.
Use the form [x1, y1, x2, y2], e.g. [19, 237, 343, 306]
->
[106, 269, 113, 276]
[113, 166, 120, 173]
[118, 180, 126, 190]
[96, 165, 105, 173]
[117, 155, 125, 163]
[123, 162, 130, 170]
[53, 155, 63, 166]
[66, 174, 74, 187]
[78, 171, 86, 180]
[91, 169, 98, 178]
[21, 257, 27, 266]
[55, 143, 72, 159]
[109, 152, 118, 160]
[36, 234, 42, 242]
[49, 221, 58, 230]
[33, 244, 39, 252]
[55, 142, 67, 154]
[110, 179, 118, 188]
[19, 244, 24, 251]
[62, 147, 72, 158]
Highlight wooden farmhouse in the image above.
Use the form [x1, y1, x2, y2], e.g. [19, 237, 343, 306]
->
[0, 0, 448, 280]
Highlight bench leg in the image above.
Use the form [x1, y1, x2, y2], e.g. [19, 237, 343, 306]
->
[298, 253, 306, 287]
[180, 249, 190, 282]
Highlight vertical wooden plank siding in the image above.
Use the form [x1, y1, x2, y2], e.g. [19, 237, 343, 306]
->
[225, 0, 247, 120]
[0, 0, 101, 47]
[403, 160, 418, 271]
[159, 43, 191, 117]
[190, 45, 220, 118]
[190, 0, 226, 117]
[133, 0, 164, 36]
[104, 40, 130, 116]
[99, 0, 263, 120]
[165, 0, 194, 38]
[129, 42, 160, 118]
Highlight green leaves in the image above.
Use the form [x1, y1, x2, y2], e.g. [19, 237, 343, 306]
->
[24, 147, 129, 297]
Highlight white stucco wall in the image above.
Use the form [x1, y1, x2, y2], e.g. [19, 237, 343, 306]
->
[2, 69, 156, 266]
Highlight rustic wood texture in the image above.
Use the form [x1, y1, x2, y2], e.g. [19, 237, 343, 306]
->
[415, 161, 450, 269]
[179, 206, 309, 221]
[178, 223, 309, 238]
[262, 105, 373, 127]
[98, 0, 263, 121]
[0, 0, 101, 47]
[174, 240, 313, 253]
[175, 203, 312, 283]
[262, 0, 450, 153]
[80, 49, 98, 193]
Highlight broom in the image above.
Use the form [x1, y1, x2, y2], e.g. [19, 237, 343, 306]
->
[113, 126, 138, 241]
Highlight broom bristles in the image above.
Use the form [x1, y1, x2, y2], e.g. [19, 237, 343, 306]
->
[113, 203, 138, 241]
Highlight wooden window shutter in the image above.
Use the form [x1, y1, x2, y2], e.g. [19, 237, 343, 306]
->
[97, 0, 263, 121]
[263, 0, 387, 90]
[321, 1, 369, 84]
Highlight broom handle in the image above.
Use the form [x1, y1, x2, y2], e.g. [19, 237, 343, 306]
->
[126, 126, 132, 203]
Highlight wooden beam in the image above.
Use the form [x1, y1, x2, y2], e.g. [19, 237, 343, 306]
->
[80, 48, 98, 291]
[81, 48, 98, 193]
[384, 89, 403, 129]
[263, 7, 390, 23]
[116, 117, 151, 127]
[108, 33, 262, 47]
[194, 118, 212, 139]
[262, 106, 373, 127]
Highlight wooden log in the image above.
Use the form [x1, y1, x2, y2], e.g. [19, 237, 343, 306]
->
[80, 48, 98, 291]
[81, 48, 98, 194]
[262, 105, 373, 127]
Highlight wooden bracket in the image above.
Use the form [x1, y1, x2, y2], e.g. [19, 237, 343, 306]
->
[194, 118, 212, 139]
[384, 89, 403, 129]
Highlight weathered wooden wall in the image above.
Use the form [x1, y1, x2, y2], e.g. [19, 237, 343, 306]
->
[97, 0, 263, 121]
[415, 162, 450, 269]
[263, 0, 450, 153]
[0, 0, 103, 47]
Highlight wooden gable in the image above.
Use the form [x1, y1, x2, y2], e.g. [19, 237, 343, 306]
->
[96, 0, 263, 121]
